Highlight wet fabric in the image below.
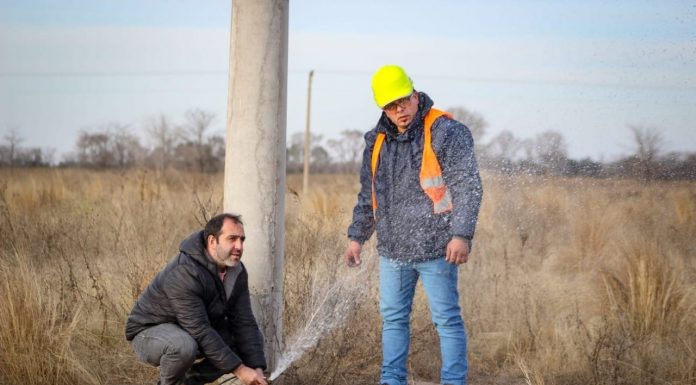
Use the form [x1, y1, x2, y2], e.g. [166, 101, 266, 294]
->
[347, 92, 483, 262]
[371, 108, 453, 214]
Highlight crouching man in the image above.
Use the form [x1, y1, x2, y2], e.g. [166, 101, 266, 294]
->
[125, 213, 268, 385]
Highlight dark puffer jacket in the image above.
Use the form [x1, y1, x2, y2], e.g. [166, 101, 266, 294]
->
[347, 92, 483, 262]
[125, 231, 266, 372]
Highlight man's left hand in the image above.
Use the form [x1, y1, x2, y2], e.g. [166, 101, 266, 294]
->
[446, 237, 470, 265]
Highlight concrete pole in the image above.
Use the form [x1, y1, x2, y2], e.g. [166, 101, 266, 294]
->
[302, 70, 314, 193]
[225, 0, 288, 372]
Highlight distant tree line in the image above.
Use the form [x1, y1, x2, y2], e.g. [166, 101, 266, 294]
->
[2, 107, 694, 181]
[0, 128, 55, 167]
[2, 109, 224, 173]
[286, 129, 365, 174]
[468, 117, 696, 181]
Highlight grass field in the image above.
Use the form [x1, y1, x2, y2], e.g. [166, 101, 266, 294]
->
[1, 168, 694, 385]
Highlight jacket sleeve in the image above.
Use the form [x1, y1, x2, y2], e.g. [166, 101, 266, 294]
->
[227, 267, 267, 370]
[436, 118, 483, 241]
[162, 264, 242, 373]
[346, 130, 378, 243]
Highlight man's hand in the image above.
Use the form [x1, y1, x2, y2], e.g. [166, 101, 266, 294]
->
[446, 237, 470, 265]
[344, 240, 362, 267]
[233, 364, 267, 385]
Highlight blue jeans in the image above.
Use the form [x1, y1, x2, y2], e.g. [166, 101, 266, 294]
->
[131, 323, 230, 385]
[379, 256, 468, 385]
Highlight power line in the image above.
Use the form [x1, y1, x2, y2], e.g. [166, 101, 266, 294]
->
[0, 69, 312, 77]
[0, 70, 227, 78]
[1, 68, 693, 91]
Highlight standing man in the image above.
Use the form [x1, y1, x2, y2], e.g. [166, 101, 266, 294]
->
[344, 65, 483, 385]
[126, 213, 268, 385]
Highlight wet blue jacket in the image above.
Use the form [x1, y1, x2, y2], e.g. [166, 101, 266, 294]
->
[347, 92, 483, 262]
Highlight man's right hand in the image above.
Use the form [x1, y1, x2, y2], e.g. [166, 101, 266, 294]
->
[233, 364, 267, 385]
[344, 240, 362, 267]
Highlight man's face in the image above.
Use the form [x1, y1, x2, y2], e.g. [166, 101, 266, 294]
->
[383, 92, 419, 133]
[208, 219, 245, 269]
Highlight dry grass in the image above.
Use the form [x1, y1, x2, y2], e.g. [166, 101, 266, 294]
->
[0, 168, 694, 385]
[0, 250, 95, 385]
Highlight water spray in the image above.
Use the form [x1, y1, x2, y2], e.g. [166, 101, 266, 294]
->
[268, 255, 375, 381]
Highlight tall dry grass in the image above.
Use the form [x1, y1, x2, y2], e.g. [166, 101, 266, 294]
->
[0, 168, 694, 385]
[0, 168, 220, 385]
[0, 250, 94, 385]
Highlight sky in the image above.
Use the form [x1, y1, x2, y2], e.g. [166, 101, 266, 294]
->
[0, 0, 695, 161]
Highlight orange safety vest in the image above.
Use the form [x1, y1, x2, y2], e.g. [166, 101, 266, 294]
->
[371, 108, 453, 215]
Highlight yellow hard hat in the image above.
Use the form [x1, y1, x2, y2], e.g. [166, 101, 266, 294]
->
[371, 65, 414, 108]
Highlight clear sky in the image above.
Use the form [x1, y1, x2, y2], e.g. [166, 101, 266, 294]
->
[1, 0, 695, 161]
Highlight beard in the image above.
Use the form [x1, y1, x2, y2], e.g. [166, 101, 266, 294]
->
[215, 245, 241, 268]
[222, 258, 239, 267]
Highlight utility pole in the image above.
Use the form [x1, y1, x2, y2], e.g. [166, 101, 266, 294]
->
[225, 0, 288, 373]
[302, 70, 314, 193]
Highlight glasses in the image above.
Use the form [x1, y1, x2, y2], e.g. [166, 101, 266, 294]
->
[382, 92, 414, 112]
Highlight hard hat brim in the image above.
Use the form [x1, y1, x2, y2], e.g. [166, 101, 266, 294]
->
[375, 86, 414, 109]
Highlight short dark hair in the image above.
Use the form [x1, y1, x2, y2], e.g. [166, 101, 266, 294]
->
[204, 213, 243, 243]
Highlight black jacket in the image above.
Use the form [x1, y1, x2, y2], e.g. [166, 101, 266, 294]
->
[125, 231, 266, 372]
[347, 92, 483, 262]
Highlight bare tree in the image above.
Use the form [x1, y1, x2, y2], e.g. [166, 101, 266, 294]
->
[181, 109, 215, 146]
[483, 130, 521, 172]
[111, 125, 145, 168]
[311, 145, 331, 171]
[448, 106, 488, 156]
[327, 129, 364, 173]
[208, 134, 225, 172]
[287, 132, 329, 172]
[0, 128, 53, 167]
[177, 109, 217, 173]
[287, 132, 304, 172]
[519, 138, 535, 162]
[77, 131, 113, 168]
[3, 127, 24, 166]
[146, 115, 178, 170]
[74, 124, 144, 168]
[630, 125, 663, 181]
[534, 130, 568, 175]
[487, 130, 520, 159]
[16, 147, 53, 167]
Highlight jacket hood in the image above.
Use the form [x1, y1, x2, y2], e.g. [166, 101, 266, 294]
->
[179, 230, 220, 275]
[376, 91, 434, 140]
